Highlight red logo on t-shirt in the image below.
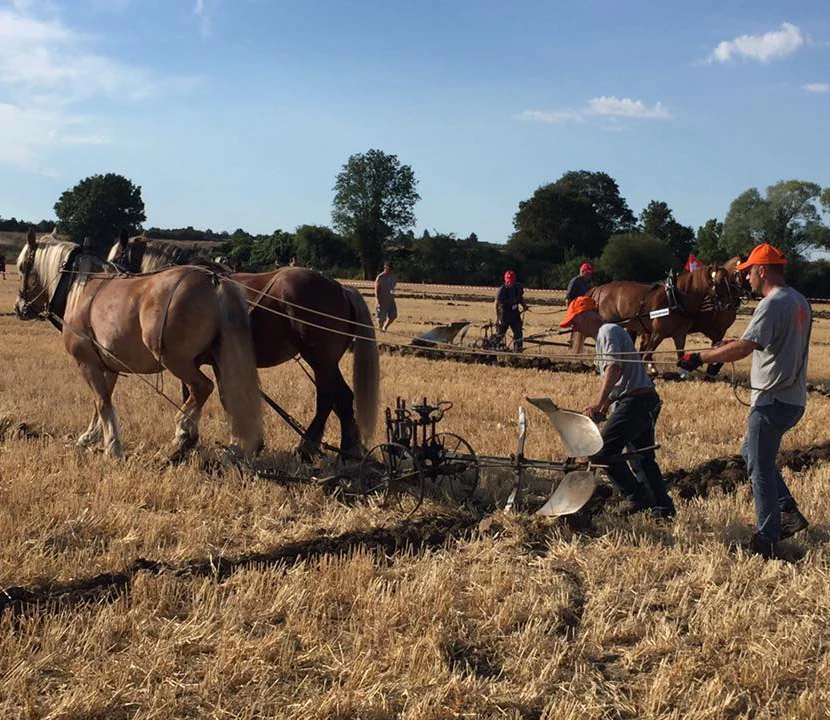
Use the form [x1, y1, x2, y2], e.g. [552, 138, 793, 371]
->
[795, 304, 810, 330]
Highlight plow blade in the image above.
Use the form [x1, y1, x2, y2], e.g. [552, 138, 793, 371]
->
[535, 470, 598, 517]
[410, 321, 471, 347]
[525, 397, 604, 457]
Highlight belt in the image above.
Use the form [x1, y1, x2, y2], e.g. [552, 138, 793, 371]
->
[618, 387, 658, 400]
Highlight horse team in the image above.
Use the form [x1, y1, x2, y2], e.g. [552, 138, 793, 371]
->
[14, 228, 743, 461]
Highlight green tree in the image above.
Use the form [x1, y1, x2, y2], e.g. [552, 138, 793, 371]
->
[294, 225, 358, 271]
[599, 233, 675, 282]
[554, 170, 636, 237]
[54, 173, 146, 256]
[332, 149, 420, 279]
[721, 180, 827, 258]
[508, 184, 604, 282]
[639, 200, 695, 265]
[695, 218, 726, 262]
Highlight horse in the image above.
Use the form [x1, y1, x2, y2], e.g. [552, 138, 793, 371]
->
[582, 263, 740, 375]
[16, 229, 263, 460]
[108, 232, 379, 458]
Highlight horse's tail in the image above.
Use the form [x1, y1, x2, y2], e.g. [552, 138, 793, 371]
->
[214, 281, 264, 456]
[345, 286, 379, 443]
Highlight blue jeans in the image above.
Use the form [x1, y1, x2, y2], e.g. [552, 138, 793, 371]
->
[594, 393, 674, 512]
[741, 401, 804, 542]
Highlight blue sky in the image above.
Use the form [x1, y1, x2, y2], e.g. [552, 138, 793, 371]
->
[1, 0, 828, 244]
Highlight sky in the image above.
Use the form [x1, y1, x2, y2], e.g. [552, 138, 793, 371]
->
[1, 0, 829, 245]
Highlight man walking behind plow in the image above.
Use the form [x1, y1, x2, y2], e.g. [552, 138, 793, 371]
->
[560, 296, 676, 520]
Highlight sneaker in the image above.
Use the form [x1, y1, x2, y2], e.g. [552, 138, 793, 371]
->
[747, 533, 776, 560]
[650, 505, 677, 521]
[779, 509, 809, 540]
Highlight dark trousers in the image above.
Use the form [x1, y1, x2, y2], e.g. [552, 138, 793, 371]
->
[497, 312, 523, 351]
[594, 394, 674, 511]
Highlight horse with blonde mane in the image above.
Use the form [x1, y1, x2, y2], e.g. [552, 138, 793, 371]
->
[581, 262, 743, 374]
[108, 232, 379, 458]
[16, 229, 263, 460]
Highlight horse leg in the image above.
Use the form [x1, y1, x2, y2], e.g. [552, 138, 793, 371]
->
[298, 384, 334, 461]
[165, 360, 214, 462]
[78, 366, 122, 458]
[77, 409, 103, 449]
[330, 368, 362, 459]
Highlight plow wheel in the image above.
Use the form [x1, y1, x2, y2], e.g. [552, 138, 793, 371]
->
[428, 432, 480, 504]
[359, 442, 425, 515]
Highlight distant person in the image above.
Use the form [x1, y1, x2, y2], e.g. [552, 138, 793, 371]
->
[495, 269, 528, 352]
[679, 243, 812, 558]
[566, 262, 595, 304]
[567, 262, 595, 351]
[375, 261, 397, 331]
[0, 251, 6, 280]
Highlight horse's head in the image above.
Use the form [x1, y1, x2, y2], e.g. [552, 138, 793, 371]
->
[707, 261, 745, 311]
[723, 255, 752, 299]
[14, 229, 77, 319]
[107, 229, 146, 272]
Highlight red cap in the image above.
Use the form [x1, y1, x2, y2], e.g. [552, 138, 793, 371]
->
[559, 296, 599, 328]
[736, 243, 787, 271]
[504, 270, 517, 283]
[580, 262, 594, 274]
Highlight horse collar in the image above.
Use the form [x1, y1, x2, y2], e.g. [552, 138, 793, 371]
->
[47, 247, 82, 330]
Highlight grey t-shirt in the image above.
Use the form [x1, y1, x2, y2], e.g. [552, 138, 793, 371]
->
[375, 272, 396, 307]
[594, 323, 654, 401]
[741, 285, 811, 407]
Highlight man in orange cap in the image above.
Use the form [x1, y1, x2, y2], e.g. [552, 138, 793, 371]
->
[679, 243, 812, 558]
[561, 296, 676, 519]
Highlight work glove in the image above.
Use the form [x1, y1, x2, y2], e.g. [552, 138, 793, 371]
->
[678, 352, 703, 372]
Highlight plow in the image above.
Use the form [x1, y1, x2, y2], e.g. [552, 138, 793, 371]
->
[251, 390, 655, 521]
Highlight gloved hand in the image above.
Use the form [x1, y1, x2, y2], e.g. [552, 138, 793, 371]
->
[678, 352, 703, 372]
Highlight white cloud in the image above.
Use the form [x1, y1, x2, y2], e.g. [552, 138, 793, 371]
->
[587, 96, 670, 119]
[710, 22, 804, 63]
[0, 6, 200, 173]
[519, 96, 670, 125]
[194, 0, 219, 39]
[803, 82, 830, 93]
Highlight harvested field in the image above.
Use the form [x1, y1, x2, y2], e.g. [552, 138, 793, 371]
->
[2, 267, 830, 718]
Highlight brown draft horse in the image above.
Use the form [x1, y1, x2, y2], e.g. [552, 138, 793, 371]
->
[582, 262, 743, 374]
[16, 229, 263, 459]
[108, 233, 379, 457]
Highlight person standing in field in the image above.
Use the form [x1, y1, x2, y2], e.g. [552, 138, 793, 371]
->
[0, 251, 6, 280]
[495, 269, 528, 352]
[375, 261, 397, 331]
[560, 295, 676, 519]
[567, 262, 595, 352]
[679, 243, 812, 558]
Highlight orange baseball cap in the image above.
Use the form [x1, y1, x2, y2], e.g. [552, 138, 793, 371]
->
[560, 296, 598, 328]
[736, 243, 787, 271]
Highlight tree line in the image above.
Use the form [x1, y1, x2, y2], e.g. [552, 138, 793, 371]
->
[5, 156, 830, 295]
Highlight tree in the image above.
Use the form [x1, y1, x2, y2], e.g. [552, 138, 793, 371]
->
[332, 149, 420, 278]
[721, 180, 827, 258]
[54, 173, 146, 256]
[640, 200, 695, 265]
[553, 170, 636, 237]
[508, 184, 604, 283]
[599, 233, 676, 282]
[695, 218, 726, 262]
[294, 225, 358, 271]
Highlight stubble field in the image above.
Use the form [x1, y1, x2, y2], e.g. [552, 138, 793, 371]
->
[2, 267, 830, 719]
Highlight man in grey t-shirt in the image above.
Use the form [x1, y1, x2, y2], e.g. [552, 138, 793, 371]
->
[679, 243, 812, 558]
[374, 261, 397, 331]
[561, 296, 675, 519]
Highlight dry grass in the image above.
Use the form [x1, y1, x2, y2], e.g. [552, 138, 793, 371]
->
[2, 269, 830, 719]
